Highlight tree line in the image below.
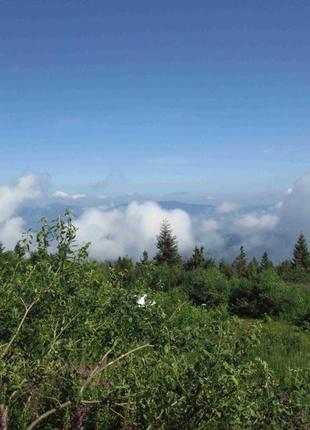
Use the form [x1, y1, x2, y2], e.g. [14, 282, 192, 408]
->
[103, 220, 310, 283]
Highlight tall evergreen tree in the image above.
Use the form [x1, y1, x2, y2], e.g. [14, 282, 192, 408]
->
[154, 220, 180, 266]
[185, 246, 205, 270]
[260, 251, 273, 272]
[292, 233, 310, 270]
[233, 246, 247, 278]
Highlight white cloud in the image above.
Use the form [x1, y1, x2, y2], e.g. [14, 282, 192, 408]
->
[234, 213, 279, 231]
[266, 172, 310, 260]
[72, 194, 86, 200]
[217, 201, 239, 214]
[52, 191, 86, 200]
[76, 200, 194, 261]
[0, 175, 41, 222]
[53, 190, 70, 198]
[0, 175, 41, 248]
[0, 217, 25, 249]
[1, 172, 310, 262]
[201, 218, 219, 232]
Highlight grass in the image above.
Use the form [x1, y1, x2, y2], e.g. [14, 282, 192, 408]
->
[241, 318, 310, 382]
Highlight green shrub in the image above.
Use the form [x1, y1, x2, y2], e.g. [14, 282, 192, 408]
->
[184, 267, 230, 307]
[0, 216, 309, 428]
[229, 269, 310, 320]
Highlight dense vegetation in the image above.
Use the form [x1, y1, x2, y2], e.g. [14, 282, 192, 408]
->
[0, 213, 309, 429]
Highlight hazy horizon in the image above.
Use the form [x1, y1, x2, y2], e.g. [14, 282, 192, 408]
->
[1, 1, 310, 262]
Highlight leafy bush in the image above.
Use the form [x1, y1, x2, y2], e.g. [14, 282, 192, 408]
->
[184, 268, 230, 307]
[229, 269, 310, 320]
[0, 216, 309, 428]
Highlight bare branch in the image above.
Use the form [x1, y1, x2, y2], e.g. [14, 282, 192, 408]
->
[80, 343, 153, 396]
[1, 298, 39, 359]
[47, 313, 80, 355]
[27, 401, 71, 430]
[0, 404, 8, 430]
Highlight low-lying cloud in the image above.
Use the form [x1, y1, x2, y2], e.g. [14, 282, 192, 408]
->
[53, 190, 86, 200]
[0, 175, 41, 248]
[76, 201, 194, 260]
[1, 172, 310, 262]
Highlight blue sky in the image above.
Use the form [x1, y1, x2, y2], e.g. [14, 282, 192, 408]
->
[0, 0, 309, 196]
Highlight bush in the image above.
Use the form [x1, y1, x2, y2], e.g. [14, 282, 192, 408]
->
[229, 269, 310, 319]
[184, 268, 230, 307]
[0, 217, 309, 428]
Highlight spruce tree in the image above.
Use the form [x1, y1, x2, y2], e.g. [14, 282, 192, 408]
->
[260, 251, 273, 272]
[185, 246, 205, 270]
[154, 220, 180, 266]
[292, 233, 310, 270]
[233, 246, 247, 278]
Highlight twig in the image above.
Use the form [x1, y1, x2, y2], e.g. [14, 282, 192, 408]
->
[0, 404, 8, 430]
[27, 401, 71, 430]
[80, 343, 153, 396]
[47, 313, 80, 355]
[1, 298, 39, 359]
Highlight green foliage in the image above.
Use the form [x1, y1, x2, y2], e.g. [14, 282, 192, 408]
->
[185, 268, 229, 307]
[218, 258, 234, 279]
[229, 269, 310, 320]
[184, 246, 205, 270]
[292, 233, 310, 271]
[246, 257, 259, 279]
[139, 250, 149, 265]
[154, 220, 181, 266]
[260, 251, 273, 272]
[0, 216, 310, 428]
[233, 246, 247, 278]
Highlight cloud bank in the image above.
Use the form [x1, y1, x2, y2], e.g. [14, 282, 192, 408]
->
[76, 201, 194, 260]
[1, 172, 310, 262]
[0, 175, 41, 248]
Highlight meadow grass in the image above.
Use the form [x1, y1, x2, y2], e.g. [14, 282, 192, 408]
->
[241, 318, 310, 382]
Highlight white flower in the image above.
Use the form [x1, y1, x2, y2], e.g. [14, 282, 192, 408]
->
[137, 294, 147, 307]
[137, 294, 155, 307]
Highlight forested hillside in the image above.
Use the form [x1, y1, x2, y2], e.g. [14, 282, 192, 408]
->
[0, 213, 309, 429]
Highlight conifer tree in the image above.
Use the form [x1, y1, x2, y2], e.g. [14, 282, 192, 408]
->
[247, 257, 259, 279]
[185, 246, 205, 270]
[233, 246, 247, 277]
[292, 233, 310, 270]
[219, 258, 233, 279]
[260, 251, 273, 272]
[154, 220, 180, 266]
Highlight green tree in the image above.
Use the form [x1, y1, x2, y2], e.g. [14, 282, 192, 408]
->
[233, 246, 247, 278]
[219, 259, 233, 279]
[260, 251, 273, 272]
[247, 257, 259, 279]
[292, 233, 310, 271]
[154, 220, 180, 266]
[185, 246, 205, 270]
